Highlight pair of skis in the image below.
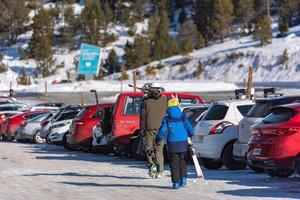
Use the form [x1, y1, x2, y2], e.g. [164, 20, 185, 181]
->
[188, 137, 205, 180]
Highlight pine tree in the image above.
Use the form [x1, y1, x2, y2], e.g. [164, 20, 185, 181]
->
[80, 0, 105, 46]
[192, 0, 214, 42]
[212, 0, 234, 42]
[236, 0, 254, 34]
[61, 6, 77, 48]
[47, 5, 60, 36]
[124, 35, 151, 69]
[279, 0, 298, 35]
[105, 49, 119, 74]
[29, 8, 54, 77]
[148, 10, 160, 41]
[103, 0, 114, 23]
[152, 10, 176, 60]
[177, 20, 203, 54]
[0, 0, 29, 45]
[254, 15, 272, 45]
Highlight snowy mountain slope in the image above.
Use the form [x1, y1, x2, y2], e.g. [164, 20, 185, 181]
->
[107, 24, 300, 83]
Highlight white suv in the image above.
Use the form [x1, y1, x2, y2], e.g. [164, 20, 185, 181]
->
[193, 99, 254, 170]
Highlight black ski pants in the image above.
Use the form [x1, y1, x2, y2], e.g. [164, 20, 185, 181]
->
[169, 152, 187, 183]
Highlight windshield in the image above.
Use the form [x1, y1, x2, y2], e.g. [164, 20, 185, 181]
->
[246, 102, 271, 118]
[203, 104, 228, 121]
[263, 107, 297, 124]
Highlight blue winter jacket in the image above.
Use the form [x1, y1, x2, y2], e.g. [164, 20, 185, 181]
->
[156, 106, 194, 153]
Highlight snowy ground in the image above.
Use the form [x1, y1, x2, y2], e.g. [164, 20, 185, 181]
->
[0, 142, 299, 200]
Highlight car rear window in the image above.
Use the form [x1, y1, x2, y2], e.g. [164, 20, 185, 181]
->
[25, 112, 47, 119]
[203, 104, 228, 120]
[246, 102, 271, 118]
[183, 107, 208, 126]
[237, 105, 253, 116]
[263, 107, 297, 124]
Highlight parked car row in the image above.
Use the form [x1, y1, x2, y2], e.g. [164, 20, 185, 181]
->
[1, 87, 300, 179]
[191, 89, 300, 178]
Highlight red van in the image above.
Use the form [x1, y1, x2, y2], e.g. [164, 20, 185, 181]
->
[105, 92, 204, 156]
[66, 103, 114, 151]
[247, 104, 300, 178]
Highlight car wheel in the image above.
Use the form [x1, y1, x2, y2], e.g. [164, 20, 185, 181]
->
[33, 131, 46, 144]
[295, 156, 300, 176]
[63, 134, 76, 151]
[130, 135, 146, 161]
[222, 141, 247, 170]
[248, 164, 265, 173]
[201, 158, 223, 170]
[265, 169, 295, 178]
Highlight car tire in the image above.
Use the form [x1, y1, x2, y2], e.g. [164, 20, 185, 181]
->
[265, 169, 295, 178]
[63, 134, 76, 151]
[222, 141, 247, 170]
[33, 131, 46, 144]
[248, 164, 265, 173]
[201, 158, 223, 170]
[295, 156, 300, 176]
[130, 135, 146, 161]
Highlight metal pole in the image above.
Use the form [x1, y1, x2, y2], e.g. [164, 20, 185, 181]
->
[90, 90, 101, 123]
[133, 70, 137, 92]
[45, 81, 48, 102]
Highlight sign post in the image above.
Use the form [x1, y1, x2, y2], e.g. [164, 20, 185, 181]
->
[77, 43, 102, 75]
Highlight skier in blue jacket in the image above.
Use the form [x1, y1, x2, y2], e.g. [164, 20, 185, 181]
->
[156, 97, 194, 189]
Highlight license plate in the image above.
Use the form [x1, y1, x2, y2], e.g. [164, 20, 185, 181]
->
[252, 148, 261, 156]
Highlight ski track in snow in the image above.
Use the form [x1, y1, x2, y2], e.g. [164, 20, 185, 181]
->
[0, 143, 299, 200]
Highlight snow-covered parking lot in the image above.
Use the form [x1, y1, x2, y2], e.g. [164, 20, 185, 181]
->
[0, 142, 299, 200]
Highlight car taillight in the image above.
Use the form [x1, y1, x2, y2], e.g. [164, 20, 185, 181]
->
[41, 120, 49, 127]
[75, 121, 84, 125]
[209, 121, 234, 135]
[20, 121, 27, 127]
[251, 128, 260, 135]
[263, 128, 298, 136]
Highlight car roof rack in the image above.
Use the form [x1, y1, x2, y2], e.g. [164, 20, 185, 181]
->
[235, 89, 247, 100]
[263, 88, 283, 98]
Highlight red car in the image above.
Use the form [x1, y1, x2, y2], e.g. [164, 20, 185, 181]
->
[3, 110, 51, 141]
[247, 103, 300, 178]
[66, 103, 114, 150]
[109, 92, 204, 156]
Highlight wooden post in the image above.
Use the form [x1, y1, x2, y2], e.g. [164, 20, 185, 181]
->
[81, 92, 84, 105]
[133, 70, 137, 92]
[247, 66, 254, 98]
[45, 81, 48, 102]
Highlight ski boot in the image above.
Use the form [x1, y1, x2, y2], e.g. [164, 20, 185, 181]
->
[155, 172, 163, 179]
[172, 182, 180, 190]
[180, 177, 187, 187]
[148, 164, 157, 178]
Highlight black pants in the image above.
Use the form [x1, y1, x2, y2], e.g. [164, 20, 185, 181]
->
[170, 152, 187, 183]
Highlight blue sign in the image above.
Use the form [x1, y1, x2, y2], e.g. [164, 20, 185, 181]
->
[77, 43, 102, 75]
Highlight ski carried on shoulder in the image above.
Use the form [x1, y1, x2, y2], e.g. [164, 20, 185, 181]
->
[188, 137, 204, 180]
